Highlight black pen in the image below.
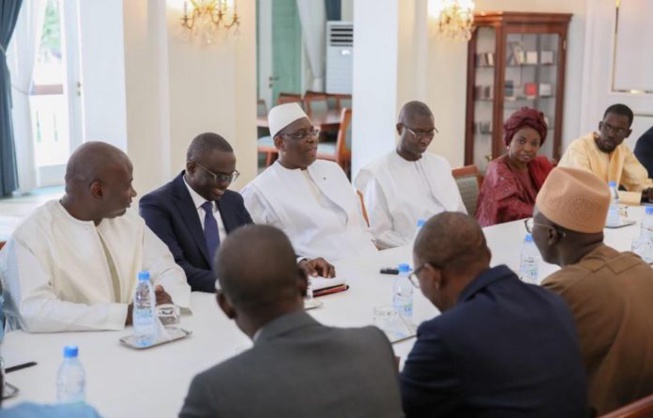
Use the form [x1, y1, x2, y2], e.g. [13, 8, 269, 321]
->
[6, 361, 37, 373]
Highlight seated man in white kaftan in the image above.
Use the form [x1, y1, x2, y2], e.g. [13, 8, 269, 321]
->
[241, 103, 377, 261]
[0, 142, 191, 333]
[354, 101, 467, 249]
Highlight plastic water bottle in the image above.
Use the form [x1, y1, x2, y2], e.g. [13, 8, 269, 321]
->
[632, 207, 653, 263]
[642, 207, 653, 240]
[519, 234, 540, 284]
[393, 263, 413, 323]
[414, 219, 426, 241]
[133, 270, 156, 346]
[606, 181, 621, 227]
[56, 345, 86, 404]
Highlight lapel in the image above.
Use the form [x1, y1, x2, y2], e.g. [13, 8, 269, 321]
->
[255, 310, 320, 346]
[172, 173, 211, 265]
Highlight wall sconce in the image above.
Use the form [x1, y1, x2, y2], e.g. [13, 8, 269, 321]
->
[428, 0, 475, 41]
[180, 0, 241, 44]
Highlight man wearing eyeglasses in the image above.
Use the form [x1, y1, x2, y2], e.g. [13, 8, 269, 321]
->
[530, 166, 653, 415]
[400, 212, 587, 417]
[354, 101, 466, 249]
[241, 103, 377, 261]
[558, 103, 653, 201]
[140, 132, 335, 292]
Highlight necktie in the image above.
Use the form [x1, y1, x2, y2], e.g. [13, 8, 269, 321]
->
[201, 201, 220, 265]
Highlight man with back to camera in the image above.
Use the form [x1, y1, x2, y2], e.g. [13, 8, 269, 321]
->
[241, 103, 377, 261]
[354, 101, 466, 249]
[531, 166, 653, 415]
[0, 142, 190, 333]
[140, 132, 335, 293]
[558, 103, 653, 201]
[400, 212, 587, 417]
[179, 224, 403, 418]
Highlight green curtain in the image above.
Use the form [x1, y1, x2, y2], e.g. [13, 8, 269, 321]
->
[0, 0, 23, 196]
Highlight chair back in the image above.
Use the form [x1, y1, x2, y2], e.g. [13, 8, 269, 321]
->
[356, 190, 370, 227]
[277, 93, 302, 106]
[256, 99, 268, 117]
[451, 165, 481, 215]
[336, 108, 353, 173]
[599, 393, 653, 418]
[304, 95, 329, 118]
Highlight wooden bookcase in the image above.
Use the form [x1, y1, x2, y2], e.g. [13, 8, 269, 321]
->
[464, 12, 572, 172]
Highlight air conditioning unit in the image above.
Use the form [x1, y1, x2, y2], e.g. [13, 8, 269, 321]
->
[325, 21, 353, 94]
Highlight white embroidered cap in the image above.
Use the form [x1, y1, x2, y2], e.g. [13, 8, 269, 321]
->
[268, 103, 309, 138]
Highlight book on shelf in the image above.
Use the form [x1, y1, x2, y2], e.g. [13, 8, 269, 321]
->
[539, 83, 552, 97]
[505, 80, 514, 97]
[477, 121, 492, 134]
[475, 85, 493, 100]
[540, 50, 555, 64]
[524, 82, 538, 98]
[526, 51, 538, 65]
[476, 52, 495, 67]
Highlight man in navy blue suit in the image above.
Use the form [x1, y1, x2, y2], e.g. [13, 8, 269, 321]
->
[140, 133, 334, 292]
[400, 212, 588, 417]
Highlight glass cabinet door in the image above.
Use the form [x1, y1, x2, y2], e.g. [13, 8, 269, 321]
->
[502, 32, 559, 161]
[472, 26, 496, 173]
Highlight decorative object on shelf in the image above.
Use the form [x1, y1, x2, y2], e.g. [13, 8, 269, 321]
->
[428, 0, 475, 41]
[525, 51, 538, 65]
[539, 83, 553, 97]
[524, 82, 538, 98]
[540, 50, 555, 64]
[180, 0, 241, 44]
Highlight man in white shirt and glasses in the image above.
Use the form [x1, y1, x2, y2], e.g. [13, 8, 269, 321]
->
[242, 103, 376, 261]
[355, 101, 466, 249]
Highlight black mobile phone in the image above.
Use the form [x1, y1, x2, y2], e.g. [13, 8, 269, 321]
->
[380, 267, 399, 275]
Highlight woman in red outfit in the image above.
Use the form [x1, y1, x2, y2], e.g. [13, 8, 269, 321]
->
[476, 107, 554, 227]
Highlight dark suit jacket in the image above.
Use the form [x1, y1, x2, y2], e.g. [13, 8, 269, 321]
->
[400, 265, 588, 418]
[634, 126, 653, 177]
[179, 311, 404, 418]
[139, 172, 252, 292]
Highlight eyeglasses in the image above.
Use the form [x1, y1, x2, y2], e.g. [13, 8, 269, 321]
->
[404, 125, 438, 140]
[407, 264, 426, 289]
[599, 121, 629, 137]
[280, 128, 320, 141]
[193, 161, 240, 184]
[524, 217, 566, 237]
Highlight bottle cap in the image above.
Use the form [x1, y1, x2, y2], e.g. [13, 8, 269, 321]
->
[63, 345, 79, 358]
[608, 181, 617, 187]
[398, 263, 411, 273]
[416, 219, 426, 228]
[138, 271, 150, 281]
[646, 207, 653, 215]
[524, 233, 533, 242]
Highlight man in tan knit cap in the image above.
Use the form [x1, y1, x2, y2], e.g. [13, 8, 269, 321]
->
[531, 166, 653, 415]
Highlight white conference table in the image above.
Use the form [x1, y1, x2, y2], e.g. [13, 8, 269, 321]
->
[1, 207, 646, 417]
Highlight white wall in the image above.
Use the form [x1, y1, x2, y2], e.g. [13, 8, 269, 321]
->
[78, 1, 128, 150]
[351, 0, 401, 177]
